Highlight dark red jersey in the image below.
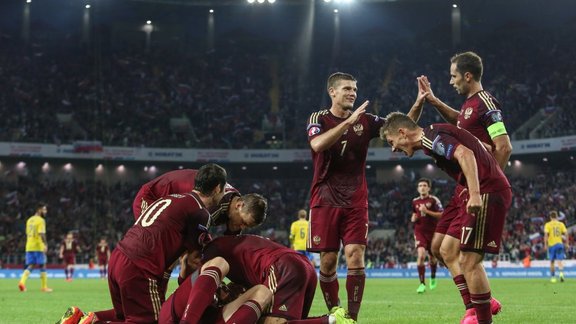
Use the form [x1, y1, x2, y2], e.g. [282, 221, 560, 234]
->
[412, 195, 443, 235]
[133, 169, 239, 221]
[118, 192, 211, 277]
[457, 90, 505, 146]
[61, 239, 79, 257]
[422, 124, 510, 193]
[96, 243, 109, 260]
[307, 110, 385, 208]
[202, 235, 299, 288]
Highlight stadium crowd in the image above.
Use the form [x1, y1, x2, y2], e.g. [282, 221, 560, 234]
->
[0, 167, 573, 268]
[1, 25, 576, 149]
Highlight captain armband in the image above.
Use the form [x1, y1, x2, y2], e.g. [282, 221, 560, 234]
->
[487, 122, 507, 138]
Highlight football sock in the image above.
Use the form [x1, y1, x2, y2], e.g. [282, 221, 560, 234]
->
[471, 292, 492, 324]
[65, 268, 69, 279]
[180, 266, 222, 324]
[430, 262, 437, 279]
[94, 309, 117, 321]
[319, 271, 340, 310]
[346, 267, 365, 320]
[20, 269, 31, 285]
[226, 300, 262, 324]
[417, 265, 425, 283]
[70, 268, 75, 279]
[453, 275, 472, 309]
[40, 271, 48, 289]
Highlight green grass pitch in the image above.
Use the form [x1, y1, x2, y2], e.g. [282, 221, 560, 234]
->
[0, 278, 573, 323]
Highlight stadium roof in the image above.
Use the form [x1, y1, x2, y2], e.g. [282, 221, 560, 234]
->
[124, 0, 420, 6]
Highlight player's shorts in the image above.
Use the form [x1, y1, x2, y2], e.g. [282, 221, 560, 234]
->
[63, 254, 76, 265]
[265, 253, 317, 320]
[548, 243, 566, 261]
[436, 185, 465, 237]
[307, 206, 368, 252]
[25, 251, 45, 265]
[108, 250, 164, 323]
[414, 230, 435, 252]
[459, 188, 512, 254]
[98, 257, 108, 266]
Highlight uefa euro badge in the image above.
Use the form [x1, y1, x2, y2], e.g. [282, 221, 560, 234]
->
[353, 123, 364, 136]
[313, 235, 321, 245]
[464, 107, 473, 120]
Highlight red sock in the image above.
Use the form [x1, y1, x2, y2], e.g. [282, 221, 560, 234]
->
[346, 267, 365, 321]
[226, 300, 262, 324]
[470, 292, 492, 324]
[453, 275, 472, 309]
[94, 309, 117, 321]
[417, 265, 425, 284]
[430, 262, 437, 279]
[319, 271, 339, 310]
[180, 266, 222, 324]
[287, 316, 330, 324]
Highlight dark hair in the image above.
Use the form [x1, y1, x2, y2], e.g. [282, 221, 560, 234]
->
[379, 111, 418, 140]
[36, 202, 48, 211]
[418, 178, 431, 187]
[450, 51, 483, 82]
[193, 163, 227, 195]
[327, 72, 356, 93]
[241, 193, 268, 226]
[549, 210, 558, 219]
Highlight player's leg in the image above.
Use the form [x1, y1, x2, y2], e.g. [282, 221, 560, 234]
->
[459, 251, 491, 324]
[223, 284, 272, 323]
[428, 250, 438, 290]
[557, 245, 565, 282]
[39, 253, 52, 292]
[308, 207, 342, 311]
[341, 207, 369, 321]
[431, 233, 445, 264]
[550, 259, 557, 283]
[19, 252, 35, 291]
[180, 256, 229, 323]
[416, 246, 427, 293]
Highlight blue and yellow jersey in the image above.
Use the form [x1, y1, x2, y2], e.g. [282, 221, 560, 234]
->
[544, 220, 567, 247]
[290, 219, 309, 251]
[25, 215, 46, 252]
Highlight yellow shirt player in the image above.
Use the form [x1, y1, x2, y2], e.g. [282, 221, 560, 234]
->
[18, 202, 53, 292]
[290, 209, 313, 262]
[544, 211, 568, 283]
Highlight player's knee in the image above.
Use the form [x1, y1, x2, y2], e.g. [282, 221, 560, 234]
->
[320, 252, 338, 272]
[203, 256, 229, 276]
[252, 284, 273, 307]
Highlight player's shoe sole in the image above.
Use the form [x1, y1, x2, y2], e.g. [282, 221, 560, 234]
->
[56, 306, 84, 324]
[41, 287, 54, 293]
[18, 282, 26, 292]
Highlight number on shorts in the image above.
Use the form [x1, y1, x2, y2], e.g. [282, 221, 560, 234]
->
[461, 226, 473, 244]
[135, 199, 172, 227]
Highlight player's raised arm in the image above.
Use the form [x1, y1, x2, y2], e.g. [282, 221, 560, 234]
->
[406, 76, 429, 123]
[419, 76, 460, 124]
[309, 100, 369, 153]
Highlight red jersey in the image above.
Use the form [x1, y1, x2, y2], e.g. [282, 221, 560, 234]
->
[457, 90, 505, 146]
[422, 124, 510, 193]
[96, 242, 109, 260]
[118, 192, 211, 277]
[61, 239, 79, 257]
[133, 169, 239, 222]
[412, 195, 443, 235]
[202, 235, 298, 288]
[307, 110, 385, 208]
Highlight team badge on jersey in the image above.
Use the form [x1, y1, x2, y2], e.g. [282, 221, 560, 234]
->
[308, 126, 321, 137]
[353, 123, 364, 136]
[313, 235, 321, 245]
[464, 107, 473, 119]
